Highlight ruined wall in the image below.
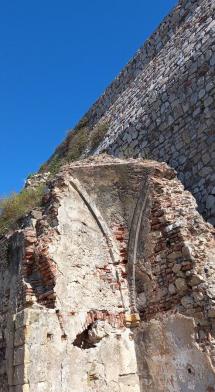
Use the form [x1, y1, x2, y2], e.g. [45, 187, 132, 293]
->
[1, 2, 215, 390]
[75, 0, 215, 224]
[1, 156, 215, 392]
[0, 236, 10, 391]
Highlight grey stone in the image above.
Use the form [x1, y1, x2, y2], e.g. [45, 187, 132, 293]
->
[175, 278, 188, 293]
[189, 274, 205, 287]
[181, 295, 194, 308]
[199, 89, 206, 99]
[206, 195, 215, 210]
[210, 53, 215, 66]
[168, 284, 177, 295]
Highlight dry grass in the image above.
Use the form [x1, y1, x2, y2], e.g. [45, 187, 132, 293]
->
[67, 126, 89, 162]
[90, 122, 109, 151]
[39, 119, 109, 174]
[0, 185, 45, 236]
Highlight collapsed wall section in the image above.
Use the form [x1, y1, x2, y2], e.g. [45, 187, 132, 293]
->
[0, 156, 215, 392]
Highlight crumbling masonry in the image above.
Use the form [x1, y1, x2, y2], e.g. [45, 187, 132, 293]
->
[0, 156, 215, 391]
[1, 0, 215, 390]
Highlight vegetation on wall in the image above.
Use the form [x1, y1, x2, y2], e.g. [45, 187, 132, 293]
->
[39, 118, 109, 175]
[74, 115, 89, 131]
[0, 118, 110, 236]
[90, 122, 109, 151]
[0, 185, 45, 236]
[44, 155, 62, 175]
[67, 125, 89, 162]
[26, 173, 36, 180]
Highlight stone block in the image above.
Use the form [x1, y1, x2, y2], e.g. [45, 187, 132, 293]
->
[175, 278, 188, 293]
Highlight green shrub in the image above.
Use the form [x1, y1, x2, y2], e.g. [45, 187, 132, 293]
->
[26, 173, 36, 180]
[40, 154, 64, 175]
[47, 155, 63, 174]
[90, 122, 109, 151]
[0, 185, 45, 236]
[39, 162, 48, 173]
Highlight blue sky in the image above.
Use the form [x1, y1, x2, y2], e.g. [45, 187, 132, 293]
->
[0, 0, 177, 195]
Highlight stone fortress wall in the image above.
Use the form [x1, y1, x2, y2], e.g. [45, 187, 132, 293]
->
[81, 0, 215, 224]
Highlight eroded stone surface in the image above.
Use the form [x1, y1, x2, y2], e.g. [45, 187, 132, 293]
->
[0, 156, 215, 391]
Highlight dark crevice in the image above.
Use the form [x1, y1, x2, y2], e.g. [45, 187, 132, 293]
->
[73, 324, 97, 349]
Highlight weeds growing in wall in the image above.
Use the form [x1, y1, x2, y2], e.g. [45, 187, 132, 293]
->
[39, 118, 109, 174]
[0, 185, 45, 236]
[0, 119, 110, 239]
[90, 122, 109, 151]
[67, 126, 89, 161]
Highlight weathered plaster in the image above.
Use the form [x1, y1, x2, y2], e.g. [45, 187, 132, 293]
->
[1, 156, 215, 391]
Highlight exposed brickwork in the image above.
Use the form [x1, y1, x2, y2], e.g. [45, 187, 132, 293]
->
[1, 156, 215, 391]
[85, 310, 125, 329]
[15, 190, 61, 310]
